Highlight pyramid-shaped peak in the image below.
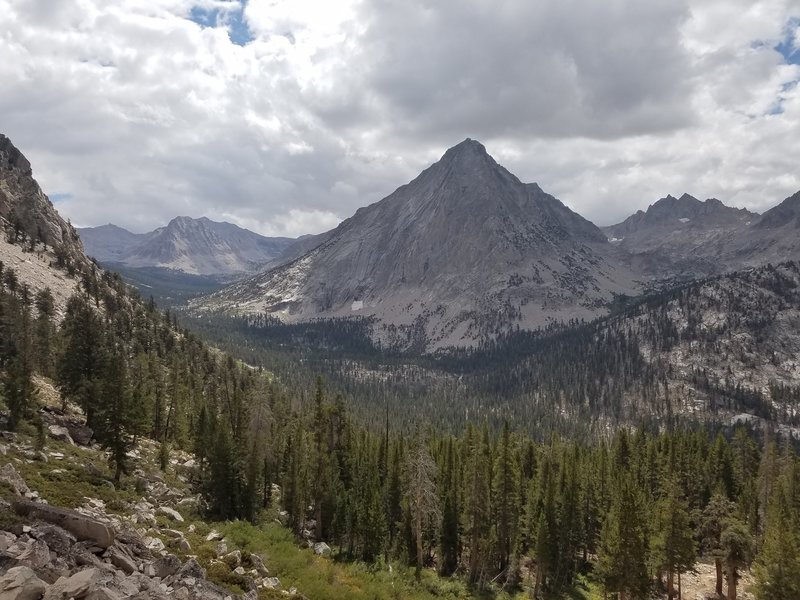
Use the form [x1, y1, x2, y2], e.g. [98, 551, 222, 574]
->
[440, 138, 493, 164]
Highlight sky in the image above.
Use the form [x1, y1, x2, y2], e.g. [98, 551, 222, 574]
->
[1, 0, 799, 237]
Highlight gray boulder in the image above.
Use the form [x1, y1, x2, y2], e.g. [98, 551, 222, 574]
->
[14, 539, 52, 570]
[0, 464, 31, 496]
[46, 427, 74, 446]
[152, 555, 182, 579]
[247, 554, 268, 578]
[43, 568, 99, 600]
[313, 542, 331, 556]
[176, 558, 205, 581]
[0, 566, 47, 600]
[0, 531, 16, 553]
[30, 525, 75, 557]
[105, 545, 137, 575]
[157, 507, 183, 523]
[13, 501, 114, 549]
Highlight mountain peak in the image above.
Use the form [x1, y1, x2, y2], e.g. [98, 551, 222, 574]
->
[440, 138, 493, 165]
[0, 134, 32, 175]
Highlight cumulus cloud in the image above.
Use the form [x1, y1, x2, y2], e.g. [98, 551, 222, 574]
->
[0, 0, 799, 236]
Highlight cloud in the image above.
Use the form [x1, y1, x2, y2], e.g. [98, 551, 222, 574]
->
[0, 0, 799, 236]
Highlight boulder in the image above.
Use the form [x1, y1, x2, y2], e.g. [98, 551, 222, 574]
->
[152, 555, 181, 579]
[173, 588, 189, 600]
[31, 525, 76, 557]
[84, 589, 121, 600]
[12, 501, 114, 549]
[223, 551, 241, 568]
[14, 539, 52, 570]
[247, 554, 268, 578]
[261, 577, 280, 590]
[157, 507, 183, 523]
[106, 545, 137, 575]
[213, 543, 227, 558]
[46, 426, 74, 446]
[204, 531, 223, 542]
[160, 529, 183, 539]
[113, 531, 151, 561]
[176, 558, 205, 581]
[178, 539, 191, 553]
[313, 542, 331, 556]
[0, 566, 47, 600]
[0, 464, 31, 496]
[0, 532, 16, 553]
[143, 538, 164, 553]
[64, 423, 93, 447]
[43, 568, 100, 600]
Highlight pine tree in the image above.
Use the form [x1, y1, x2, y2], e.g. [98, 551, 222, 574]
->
[440, 438, 460, 575]
[56, 294, 106, 427]
[753, 477, 800, 600]
[404, 432, 439, 578]
[595, 475, 650, 600]
[650, 478, 696, 599]
[493, 421, 519, 577]
[698, 493, 738, 597]
[1, 293, 36, 430]
[94, 329, 136, 483]
[464, 424, 492, 585]
[721, 519, 754, 600]
[32, 288, 56, 377]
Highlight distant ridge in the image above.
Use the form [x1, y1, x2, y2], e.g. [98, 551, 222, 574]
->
[79, 217, 295, 276]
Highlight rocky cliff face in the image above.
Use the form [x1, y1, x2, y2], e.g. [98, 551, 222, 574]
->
[0, 135, 88, 316]
[0, 135, 85, 268]
[79, 218, 295, 277]
[197, 139, 637, 347]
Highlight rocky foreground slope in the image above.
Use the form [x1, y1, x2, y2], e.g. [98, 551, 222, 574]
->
[0, 417, 305, 600]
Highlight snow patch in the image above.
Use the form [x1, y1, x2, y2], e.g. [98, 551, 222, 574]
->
[608, 237, 624, 243]
[351, 300, 364, 311]
[678, 217, 691, 223]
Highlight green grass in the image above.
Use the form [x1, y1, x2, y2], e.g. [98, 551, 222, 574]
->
[213, 518, 525, 600]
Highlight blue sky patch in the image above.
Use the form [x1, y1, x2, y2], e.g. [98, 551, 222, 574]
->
[774, 17, 800, 65]
[189, 1, 253, 46]
[49, 193, 72, 203]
